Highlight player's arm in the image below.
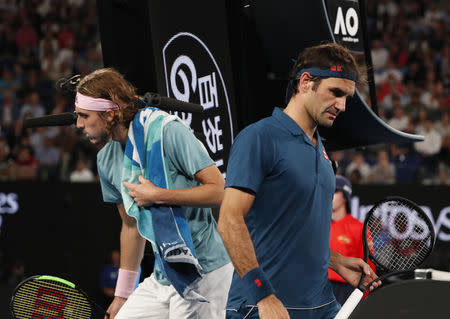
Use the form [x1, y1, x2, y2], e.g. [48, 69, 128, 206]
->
[123, 164, 224, 207]
[218, 187, 290, 319]
[217, 187, 257, 275]
[106, 203, 145, 319]
[329, 250, 380, 290]
[123, 121, 225, 207]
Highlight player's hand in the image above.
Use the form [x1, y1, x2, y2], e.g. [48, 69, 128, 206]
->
[105, 296, 127, 319]
[257, 294, 290, 319]
[123, 176, 162, 206]
[336, 256, 381, 291]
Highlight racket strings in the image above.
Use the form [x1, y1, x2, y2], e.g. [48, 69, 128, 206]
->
[12, 279, 92, 319]
[366, 201, 433, 271]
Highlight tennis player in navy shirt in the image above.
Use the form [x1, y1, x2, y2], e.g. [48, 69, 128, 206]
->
[218, 43, 380, 319]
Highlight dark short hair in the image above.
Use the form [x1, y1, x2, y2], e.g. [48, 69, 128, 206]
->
[288, 43, 361, 97]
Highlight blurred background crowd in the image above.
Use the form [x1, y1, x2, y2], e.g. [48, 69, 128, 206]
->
[0, 0, 101, 183]
[0, 0, 448, 185]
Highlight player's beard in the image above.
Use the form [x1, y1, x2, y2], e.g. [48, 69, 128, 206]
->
[86, 131, 111, 145]
[317, 107, 339, 127]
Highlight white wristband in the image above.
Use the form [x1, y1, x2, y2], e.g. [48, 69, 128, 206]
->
[114, 268, 139, 298]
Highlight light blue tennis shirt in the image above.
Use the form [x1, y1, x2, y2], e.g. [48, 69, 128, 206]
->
[225, 107, 336, 309]
[97, 120, 229, 285]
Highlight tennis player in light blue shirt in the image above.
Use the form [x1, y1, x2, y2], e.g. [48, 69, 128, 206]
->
[75, 68, 232, 319]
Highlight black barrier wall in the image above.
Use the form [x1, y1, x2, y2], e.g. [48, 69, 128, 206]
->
[0, 182, 122, 318]
[0, 183, 449, 318]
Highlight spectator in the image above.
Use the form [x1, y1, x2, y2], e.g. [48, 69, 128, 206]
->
[434, 112, 450, 140]
[29, 126, 47, 156]
[0, 68, 20, 103]
[403, 60, 426, 88]
[368, 149, 396, 184]
[19, 92, 45, 119]
[415, 119, 443, 176]
[377, 71, 405, 104]
[415, 108, 429, 132]
[38, 28, 58, 62]
[381, 93, 404, 117]
[40, 45, 61, 82]
[388, 106, 409, 131]
[346, 152, 371, 183]
[0, 136, 12, 181]
[415, 119, 443, 157]
[11, 146, 37, 180]
[15, 19, 38, 51]
[421, 81, 443, 111]
[0, 91, 20, 143]
[69, 158, 95, 182]
[404, 90, 426, 119]
[371, 39, 389, 71]
[35, 137, 61, 181]
[389, 144, 420, 184]
[57, 23, 75, 49]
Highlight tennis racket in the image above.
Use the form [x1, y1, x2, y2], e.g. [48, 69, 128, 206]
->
[10, 275, 108, 319]
[334, 196, 435, 319]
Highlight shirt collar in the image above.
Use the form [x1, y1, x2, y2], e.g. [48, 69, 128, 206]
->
[272, 107, 304, 137]
[272, 107, 326, 146]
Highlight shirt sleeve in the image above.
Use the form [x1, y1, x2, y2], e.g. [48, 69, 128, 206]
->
[163, 120, 214, 178]
[97, 154, 122, 203]
[225, 124, 272, 194]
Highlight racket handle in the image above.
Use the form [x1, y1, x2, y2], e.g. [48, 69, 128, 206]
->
[333, 289, 364, 319]
[416, 268, 450, 281]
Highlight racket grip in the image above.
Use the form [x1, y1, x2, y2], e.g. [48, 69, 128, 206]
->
[333, 289, 364, 319]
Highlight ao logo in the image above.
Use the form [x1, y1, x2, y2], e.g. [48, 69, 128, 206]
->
[334, 6, 359, 37]
[162, 32, 234, 174]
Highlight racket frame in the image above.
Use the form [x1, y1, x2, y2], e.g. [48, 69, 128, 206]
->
[362, 196, 436, 279]
[335, 196, 436, 319]
[10, 274, 107, 319]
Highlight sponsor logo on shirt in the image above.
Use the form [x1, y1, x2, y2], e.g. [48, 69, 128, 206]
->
[337, 234, 351, 244]
[322, 148, 330, 161]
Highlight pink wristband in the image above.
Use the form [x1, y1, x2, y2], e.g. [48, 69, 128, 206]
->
[114, 268, 139, 298]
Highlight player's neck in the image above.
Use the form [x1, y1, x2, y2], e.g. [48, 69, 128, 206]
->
[111, 124, 129, 145]
[285, 98, 317, 145]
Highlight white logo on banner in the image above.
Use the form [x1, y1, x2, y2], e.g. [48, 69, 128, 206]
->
[351, 196, 450, 242]
[162, 32, 234, 175]
[170, 55, 197, 103]
[0, 192, 19, 233]
[334, 6, 359, 43]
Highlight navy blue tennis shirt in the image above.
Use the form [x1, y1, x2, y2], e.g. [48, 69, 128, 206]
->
[225, 107, 336, 310]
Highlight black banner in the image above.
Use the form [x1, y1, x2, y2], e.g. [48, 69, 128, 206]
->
[325, 0, 364, 53]
[146, 1, 238, 175]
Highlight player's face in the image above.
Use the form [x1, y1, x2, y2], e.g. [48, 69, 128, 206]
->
[305, 77, 355, 127]
[75, 107, 110, 144]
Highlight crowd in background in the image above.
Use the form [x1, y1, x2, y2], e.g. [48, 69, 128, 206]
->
[0, 0, 448, 185]
[0, 0, 101, 183]
[333, 0, 450, 185]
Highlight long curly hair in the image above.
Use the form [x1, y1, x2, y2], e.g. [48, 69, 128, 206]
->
[76, 68, 139, 135]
